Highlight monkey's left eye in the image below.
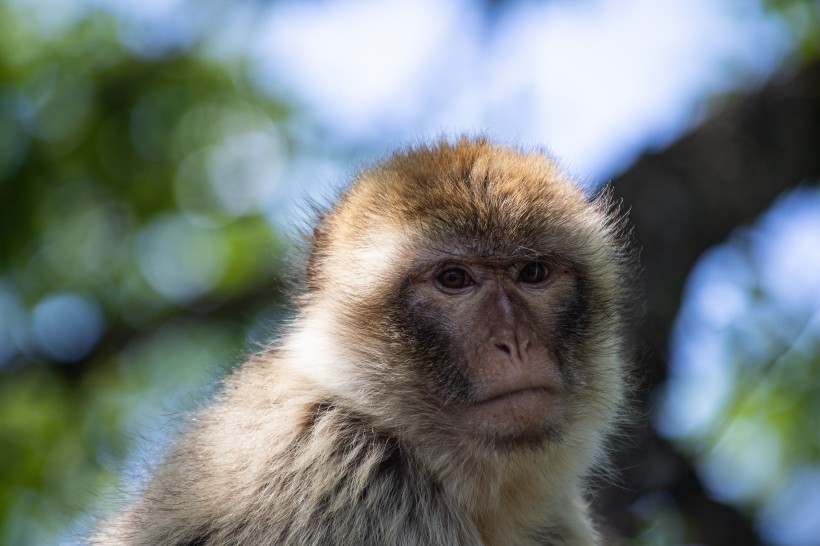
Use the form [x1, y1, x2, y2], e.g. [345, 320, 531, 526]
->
[518, 262, 549, 284]
[436, 268, 473, 290]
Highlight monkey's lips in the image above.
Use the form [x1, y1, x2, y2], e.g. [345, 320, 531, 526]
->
[464, 387, 558, 436]
[473, 386, 553, 406]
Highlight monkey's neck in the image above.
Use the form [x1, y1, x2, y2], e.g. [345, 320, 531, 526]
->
[427, 444, 592, 544]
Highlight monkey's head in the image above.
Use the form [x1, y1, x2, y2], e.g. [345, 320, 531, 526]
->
[291, 138, 633, 463]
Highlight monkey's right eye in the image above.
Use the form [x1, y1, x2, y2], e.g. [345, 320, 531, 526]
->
[518, 262, 549, 284]
[436, 268, 472, 290]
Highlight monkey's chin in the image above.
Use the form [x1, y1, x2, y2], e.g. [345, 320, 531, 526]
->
[462, 388, 558, 447]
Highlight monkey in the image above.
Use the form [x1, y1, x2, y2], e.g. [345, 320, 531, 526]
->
[91, 137, 636, 546]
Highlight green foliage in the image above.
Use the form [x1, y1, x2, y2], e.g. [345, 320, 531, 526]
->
[763, 0, 820, 59]
[0, 4, 291, 543]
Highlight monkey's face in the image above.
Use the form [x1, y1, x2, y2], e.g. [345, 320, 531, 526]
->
[388, 249, 591, 448]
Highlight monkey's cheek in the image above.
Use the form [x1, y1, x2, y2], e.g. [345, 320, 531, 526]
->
[462, 389, 558, 437]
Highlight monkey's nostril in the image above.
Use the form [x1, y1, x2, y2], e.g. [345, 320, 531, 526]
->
[496, 343, 512, 355]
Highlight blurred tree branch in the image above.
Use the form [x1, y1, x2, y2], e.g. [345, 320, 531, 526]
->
[599, 60, 820, 544]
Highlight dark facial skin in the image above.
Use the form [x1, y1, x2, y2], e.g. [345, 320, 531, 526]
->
[401, 252, 580, 446]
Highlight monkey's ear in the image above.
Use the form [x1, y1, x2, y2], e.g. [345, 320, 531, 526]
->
[304, 225, 326, 292]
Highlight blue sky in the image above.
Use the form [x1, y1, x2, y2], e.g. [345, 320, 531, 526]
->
[248, 0, 789, 179]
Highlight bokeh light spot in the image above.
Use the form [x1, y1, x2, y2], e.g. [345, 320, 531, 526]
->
[136, 213, 227, 303]
[31, 292, 105, 363]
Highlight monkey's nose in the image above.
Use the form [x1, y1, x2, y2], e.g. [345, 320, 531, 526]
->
[494, 337, 530, 362]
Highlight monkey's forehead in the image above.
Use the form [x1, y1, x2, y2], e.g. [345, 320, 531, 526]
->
[324, 190, 604, 268]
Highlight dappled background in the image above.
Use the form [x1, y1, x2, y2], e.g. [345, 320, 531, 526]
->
[1, 0, 819, 544]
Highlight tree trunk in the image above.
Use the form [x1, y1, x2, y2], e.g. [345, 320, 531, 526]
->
[599, 60, 820, 544]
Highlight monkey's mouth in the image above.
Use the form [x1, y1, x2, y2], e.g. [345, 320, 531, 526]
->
[472, 386, 553, 406]
[463, 387, 557, 437]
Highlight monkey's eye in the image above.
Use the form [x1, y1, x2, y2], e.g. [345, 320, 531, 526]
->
[518, 262, 549, 284]
[436, 268, 472, 290]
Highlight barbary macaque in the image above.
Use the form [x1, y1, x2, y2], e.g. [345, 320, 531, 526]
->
[92, 137, 636, 545]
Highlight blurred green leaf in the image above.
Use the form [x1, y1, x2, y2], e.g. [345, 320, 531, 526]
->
[0, 3, 292, 543]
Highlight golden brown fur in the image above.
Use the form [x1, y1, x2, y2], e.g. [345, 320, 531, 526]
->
[91, 138, 635, 546]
